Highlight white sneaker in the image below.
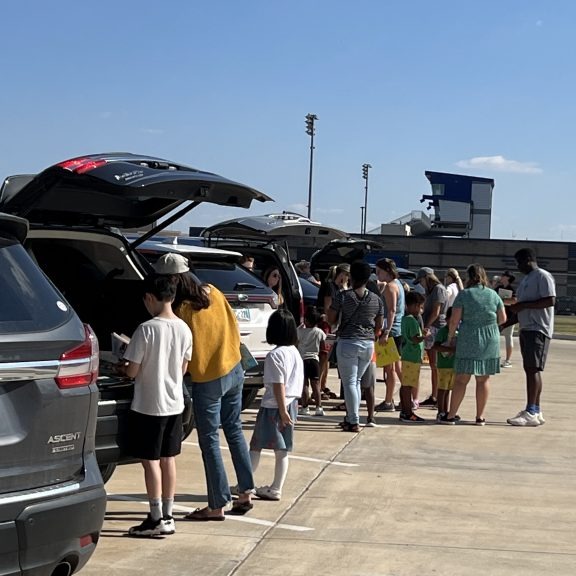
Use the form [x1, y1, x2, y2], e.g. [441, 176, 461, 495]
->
[255, 485, 281, 501]
[160, 516, 175, 535]
[507, 410, 541, 427]
[538, 412, 546, 425]
[501, 360, 512, 368]
[298, 406, 310, 416]
[315, 407, 325, 416]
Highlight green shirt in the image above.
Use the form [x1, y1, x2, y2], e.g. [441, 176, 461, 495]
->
[435, 325, 455, 369]
[401, 315, 423, 363]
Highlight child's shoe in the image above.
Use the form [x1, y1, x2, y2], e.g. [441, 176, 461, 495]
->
[399, 412, 426, 423]
[314, 407, 325, 416]
[160, 516, 176, 535]
[128, 514, 162, 537]
[298, 406, 310, 416]
[255, 485, 282, 501]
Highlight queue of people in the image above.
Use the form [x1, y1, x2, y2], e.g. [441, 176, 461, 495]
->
[117, 247, 555, 538]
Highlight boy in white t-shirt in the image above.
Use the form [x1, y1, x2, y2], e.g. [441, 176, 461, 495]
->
[119, 275, 192, 537]
[249, 309, 304, 501]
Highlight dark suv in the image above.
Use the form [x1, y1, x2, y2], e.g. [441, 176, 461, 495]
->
[0, 213, 106, 575]
[0, 153, 271, 484]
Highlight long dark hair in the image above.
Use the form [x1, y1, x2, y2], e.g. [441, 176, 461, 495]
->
[172, 272, 211, 311]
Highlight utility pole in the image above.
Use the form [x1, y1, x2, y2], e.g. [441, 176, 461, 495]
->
[305, 113, 318, 219]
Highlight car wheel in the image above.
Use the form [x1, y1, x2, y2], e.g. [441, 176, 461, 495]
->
[242, 388, 259, 410]
[99, 463, 117, 484]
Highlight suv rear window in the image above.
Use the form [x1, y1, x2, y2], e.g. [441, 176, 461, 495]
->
[192, 261, 272, 293]
[0, 240, 72, 334]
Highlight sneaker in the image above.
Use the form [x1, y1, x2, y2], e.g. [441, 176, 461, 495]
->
[255, 485, 281, 501]
[501, 360, 512, 368]
[411, 400, 420, 411]
[436, 412, 446, 422]
[507, 410, 541, 427]
[365, 417, 377, 427]
[439, 414, 457, 425]
[315, 407, 325, 416]
[538, 412, 546, 425]
[128, 514, 162, 537]
[475, 418, 486, 426]
[419, 396, 437, 407]
[399, 412, 426, 423]
[380, 402, 396, 412]
[160, 516, 176, 535]
[298, 406, 310, 416]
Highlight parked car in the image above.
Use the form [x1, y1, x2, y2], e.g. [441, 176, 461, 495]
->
[200, 213, 344, 323]
[299, 276, 320, 307]
[136, 239, 277, 407]
[0, 212, 107, 575]
[0, 152, 271, 484]
[310, 238, 416, 283]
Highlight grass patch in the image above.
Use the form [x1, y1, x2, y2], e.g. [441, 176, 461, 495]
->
[554, 315, 576, 336]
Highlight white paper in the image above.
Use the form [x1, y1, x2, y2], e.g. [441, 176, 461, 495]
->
[111, 332, 130, 359]
[498, 288, 513, 299]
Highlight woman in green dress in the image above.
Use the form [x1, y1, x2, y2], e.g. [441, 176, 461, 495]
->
[442, 264, 507, 425]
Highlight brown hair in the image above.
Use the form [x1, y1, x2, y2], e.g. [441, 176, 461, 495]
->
[422, 272, 442, 293]
[263, 266, 283, 298]
[172, 273, 211, 311]
[376, 258, 399, 280]
[465, 263, 489, 288]
[445, 268, 464, 290]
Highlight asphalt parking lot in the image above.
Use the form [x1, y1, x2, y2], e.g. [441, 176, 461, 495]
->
[82, 340, 576, 576]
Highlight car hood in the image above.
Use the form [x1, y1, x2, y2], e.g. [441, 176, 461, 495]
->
[202, 214, 348, 241]
[0, 153, 272, 229]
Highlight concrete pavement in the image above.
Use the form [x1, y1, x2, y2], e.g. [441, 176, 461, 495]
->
[82, 340, 576, 576]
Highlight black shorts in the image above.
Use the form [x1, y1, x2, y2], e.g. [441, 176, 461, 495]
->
[127, 410, 183, 460]
[303, 358, 321, 381]
[519, 330, 550, 372]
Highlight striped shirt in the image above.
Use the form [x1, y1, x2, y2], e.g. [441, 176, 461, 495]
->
[331, 288, 384, 340]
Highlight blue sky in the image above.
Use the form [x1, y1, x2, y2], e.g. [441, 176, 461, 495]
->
[0, 1, 573, 240]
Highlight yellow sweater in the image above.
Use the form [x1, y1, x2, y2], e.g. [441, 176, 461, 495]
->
[175, 286, 241, 383]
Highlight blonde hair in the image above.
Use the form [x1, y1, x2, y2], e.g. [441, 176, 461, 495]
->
[445, 268, 464, 291]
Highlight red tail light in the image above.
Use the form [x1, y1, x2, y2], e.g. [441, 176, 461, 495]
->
[57, 157, 107, 174]
[56, 325, 99, 389]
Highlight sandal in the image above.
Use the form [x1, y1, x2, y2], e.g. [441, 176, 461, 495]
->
[229, 501, 254, 515]
[322, 388, 338, 399]
[183, 507, 225, 521]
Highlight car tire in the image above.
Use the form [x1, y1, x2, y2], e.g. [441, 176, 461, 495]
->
[99, 463, 117, 484]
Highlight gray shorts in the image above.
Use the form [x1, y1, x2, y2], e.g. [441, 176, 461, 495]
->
[519, 330, 550, 371]
[360, 361, 376, 389]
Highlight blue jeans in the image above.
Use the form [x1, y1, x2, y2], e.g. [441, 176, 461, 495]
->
[336, 340, 374, 425]
[191, 362, 254, 509]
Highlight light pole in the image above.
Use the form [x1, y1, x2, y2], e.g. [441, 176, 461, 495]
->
[305, 113, 318, 219]
[362, 163, 372, 234]
[360, 206, 365, 234]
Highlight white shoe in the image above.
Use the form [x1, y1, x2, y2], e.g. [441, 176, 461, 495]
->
[315, 407, 325, 416]
[507, 410, 541, 427]
[501, 360, 512, 368]
[538, 412, 546, 425]
[298, 406, 310, 416]
[255, 485, 281, 501]
[160, 516, 175, 535]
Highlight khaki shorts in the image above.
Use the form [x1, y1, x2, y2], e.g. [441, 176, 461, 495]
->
[401, 361, 421, 388]
[437, 368, 455, 391]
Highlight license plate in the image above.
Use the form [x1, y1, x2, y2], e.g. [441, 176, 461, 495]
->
[234, 308, 251, 322]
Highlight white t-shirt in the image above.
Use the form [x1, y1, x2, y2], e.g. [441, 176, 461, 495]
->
[297, 326, 326, 361]
[446, 282, 460, 308]
[260, 346, 304, 409]
[124, 316, 193, 416]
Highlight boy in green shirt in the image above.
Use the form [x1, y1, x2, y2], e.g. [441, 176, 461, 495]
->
[399, 292, 428, 423]
[431, 307, 456, 421]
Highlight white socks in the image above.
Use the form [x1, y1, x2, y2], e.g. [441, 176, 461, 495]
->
[250, 449, 289, 493]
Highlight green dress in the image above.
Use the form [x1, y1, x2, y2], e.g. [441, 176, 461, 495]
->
[453, 285, 503, 375]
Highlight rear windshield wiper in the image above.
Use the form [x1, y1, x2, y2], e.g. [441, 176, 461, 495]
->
[234, 282, 259, 291]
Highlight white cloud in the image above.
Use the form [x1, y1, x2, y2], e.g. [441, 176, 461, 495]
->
[455, 155, 542, 174]
[141, 128, 165, 135]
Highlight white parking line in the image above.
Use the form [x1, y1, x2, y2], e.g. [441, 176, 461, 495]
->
[107, 494, 313, 532]
[181, 441, 359, 467]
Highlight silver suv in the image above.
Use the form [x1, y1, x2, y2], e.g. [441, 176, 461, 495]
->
[0, 152, 271, 484]
[0, 213, 106, 575]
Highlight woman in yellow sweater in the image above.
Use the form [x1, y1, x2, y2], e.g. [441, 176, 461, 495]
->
[154, 253, 254, 520]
